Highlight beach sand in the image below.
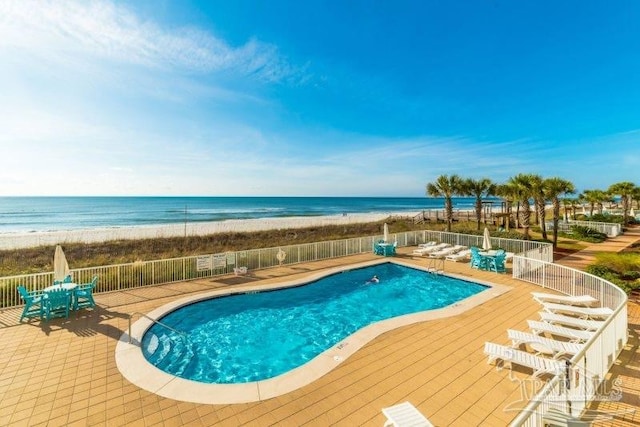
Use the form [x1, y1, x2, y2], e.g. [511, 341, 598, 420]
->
[0, 212, 417, 250]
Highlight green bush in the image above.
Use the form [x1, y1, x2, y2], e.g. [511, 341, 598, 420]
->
[569, 225, 607, 242]
[585, 264, 614, 277]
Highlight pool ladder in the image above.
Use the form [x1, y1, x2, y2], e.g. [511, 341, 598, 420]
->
[128, 311, 187, 344]
[426, 258, 445, 274]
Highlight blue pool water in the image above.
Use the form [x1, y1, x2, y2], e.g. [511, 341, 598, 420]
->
[141, 263, 487, 384]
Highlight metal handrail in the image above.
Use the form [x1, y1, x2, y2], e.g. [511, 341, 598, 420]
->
[128, 311, 187, 344]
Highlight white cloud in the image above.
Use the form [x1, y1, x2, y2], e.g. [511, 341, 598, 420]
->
[0, 0, 300, 82]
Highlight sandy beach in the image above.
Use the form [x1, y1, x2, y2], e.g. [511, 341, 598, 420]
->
[0, 212, 417, 250]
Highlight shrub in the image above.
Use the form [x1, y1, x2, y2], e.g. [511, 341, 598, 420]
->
[569, 225, 607, 242]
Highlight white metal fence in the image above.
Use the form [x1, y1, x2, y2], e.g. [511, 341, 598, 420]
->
[1, 230, 626, 425]
[545, 220, 622, 237]
[510, 257, 628, 426]
[1, 230, 551, 309]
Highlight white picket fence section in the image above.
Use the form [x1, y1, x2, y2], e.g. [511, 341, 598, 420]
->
[1, 230, 550, 308]
[545, 220, 622, 237]
[510, 257, 628, 426]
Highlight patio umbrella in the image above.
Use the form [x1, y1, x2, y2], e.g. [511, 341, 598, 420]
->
[482, 227, 492, 251]
[383, 223, 389, 243]
[53, 244, 70, 282]
[631, 207, 636, 218]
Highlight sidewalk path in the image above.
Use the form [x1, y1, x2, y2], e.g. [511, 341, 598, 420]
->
[556, 224, 640, 425]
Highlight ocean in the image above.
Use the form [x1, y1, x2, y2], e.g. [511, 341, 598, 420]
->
[0, 196, 489, 234]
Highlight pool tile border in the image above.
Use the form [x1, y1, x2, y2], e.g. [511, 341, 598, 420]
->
[115, 259, 510, 404]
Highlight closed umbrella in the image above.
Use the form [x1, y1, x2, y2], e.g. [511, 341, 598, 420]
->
[482, 227, 492, 251]
[383, 223, 389, 243]
[631, 207, 636, 218]
[53, 244, 70, 282]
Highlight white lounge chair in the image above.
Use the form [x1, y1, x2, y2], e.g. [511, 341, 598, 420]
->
[527, 320, 594, 343]
[539, 312, 605, 331]
[411, 243, 450, 256]
[417, 241, 437, 248]
[540, 302, 613, 320]
[484, 342, 564, 378]
[532, 292, 598, 307]
[445, 249, 471, 262]
[507, 329, 584, 359]
[382, 401, 433, 427]
[428, 245, 467, 259]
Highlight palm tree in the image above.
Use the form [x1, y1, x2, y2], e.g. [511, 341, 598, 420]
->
[581, 189, 607, 217]
[545, 177, 576, 248]
[529, 175, 547, 240]
[426, 174, 463, 232]
[495, 182, 520, 231]
[507, 174, 536, 240]
[461, 178, 495, 230]
[608, 181, 638, 226]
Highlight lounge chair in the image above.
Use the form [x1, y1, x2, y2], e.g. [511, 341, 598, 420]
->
[17, 285, 45, 321]
[470, 247, 489, 270]
[417, 241, 437, 248]
[539, 312, 604, 331]
[382, 401, 434, 427]
[411, 243, 449, 256]
[74, 275, 98, 310]
[43, 288, 71, 321]
[527, 320, 594, 343]
[507, 329, 583, 359]
[542, 408, 592, 426]
[484, 342, 564, 378]
[540, 302, 613, 320]
[445, 248, 471, 262]
[428, 245, 466, 259]
[531, 292, 598, 307]
[487, 252, 507, 273]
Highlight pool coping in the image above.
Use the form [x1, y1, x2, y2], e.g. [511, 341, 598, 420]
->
[115, 258, 511, 404]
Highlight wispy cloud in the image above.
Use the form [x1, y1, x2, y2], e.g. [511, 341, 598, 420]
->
[0, 0, 302, 83]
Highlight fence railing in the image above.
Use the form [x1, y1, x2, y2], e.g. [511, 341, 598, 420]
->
[510, 257, 628, 426]
[545, 220, 622, 237]
[1, 230, 551, 309]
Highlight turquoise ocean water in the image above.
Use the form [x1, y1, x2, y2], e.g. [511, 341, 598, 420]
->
[0, 196, 490, 233]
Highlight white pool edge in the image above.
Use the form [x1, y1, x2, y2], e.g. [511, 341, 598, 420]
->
[115, 259, 510, 404]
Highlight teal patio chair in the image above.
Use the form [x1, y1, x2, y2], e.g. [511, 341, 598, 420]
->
[74, 276, 98, 310]
[470, 247, 488, 270]
[53, 274, 73, 285]
[17, 286, 45, 321]
[43, 288, 71, 320]
[488, 253, 507, 273]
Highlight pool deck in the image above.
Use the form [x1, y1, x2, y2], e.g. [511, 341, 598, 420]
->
[1, 229, 639, 426]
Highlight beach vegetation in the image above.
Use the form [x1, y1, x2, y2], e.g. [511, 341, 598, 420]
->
[544, 177, 576, 248]
[608, 181, 637, 226]
[586, 252, 640, 294]
[426, 174, 464, 232]
[460, 177, 496, 231]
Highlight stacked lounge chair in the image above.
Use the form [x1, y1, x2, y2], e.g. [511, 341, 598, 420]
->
[428, 245, 467, 259]
[411, 243, 450, 256]
[445, 248, 471, 262]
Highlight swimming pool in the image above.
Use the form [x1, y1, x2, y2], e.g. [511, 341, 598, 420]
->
[140, 262, 488, 384]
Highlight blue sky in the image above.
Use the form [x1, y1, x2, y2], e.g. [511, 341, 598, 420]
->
[0, 0, 638, 197]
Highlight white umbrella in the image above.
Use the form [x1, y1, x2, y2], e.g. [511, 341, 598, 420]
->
[383, 223, 389, 243]
[53, 244, 70, 282]
[631, 207, 636, 217]
[482, 227, 492, 251]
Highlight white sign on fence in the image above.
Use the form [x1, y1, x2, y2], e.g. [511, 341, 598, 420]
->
[196, 255, 213, 271]
[213, 254, 227, 268]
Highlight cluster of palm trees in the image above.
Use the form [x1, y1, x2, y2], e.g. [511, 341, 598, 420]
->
[426, 174, 639, 247]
